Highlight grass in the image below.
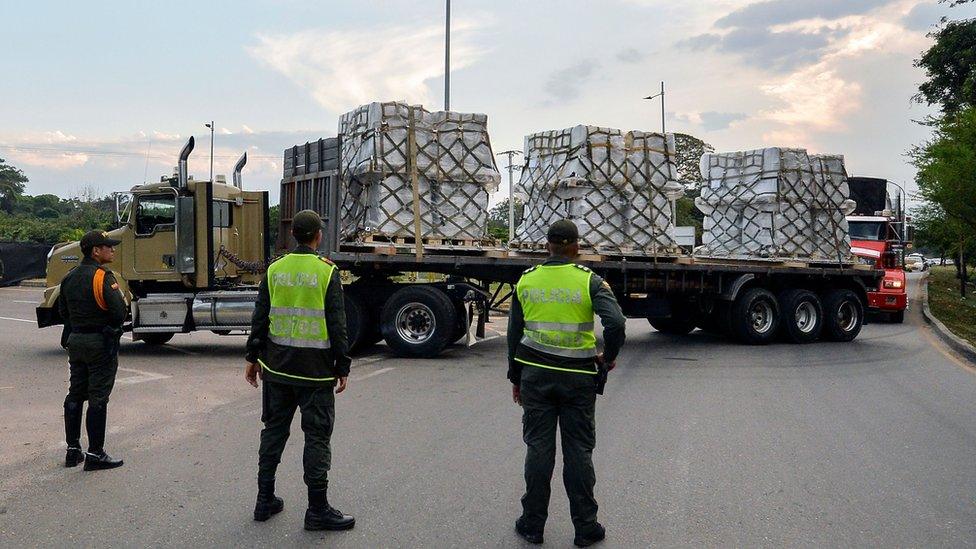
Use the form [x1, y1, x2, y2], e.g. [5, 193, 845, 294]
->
[927, 266, 976, 347]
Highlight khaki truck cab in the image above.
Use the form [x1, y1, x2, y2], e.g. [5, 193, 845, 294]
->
[37, 136, 271, 344]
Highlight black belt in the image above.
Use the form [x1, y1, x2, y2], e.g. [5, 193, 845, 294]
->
[71, 326, 104, 334]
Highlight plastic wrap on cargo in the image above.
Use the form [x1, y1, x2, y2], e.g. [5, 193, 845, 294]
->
[695, 147, 856, 261]
[513, 125, 683, 253]
[337, 101, 500, 242]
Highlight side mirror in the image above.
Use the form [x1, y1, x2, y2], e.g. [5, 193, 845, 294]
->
[115, 193, 133, 225]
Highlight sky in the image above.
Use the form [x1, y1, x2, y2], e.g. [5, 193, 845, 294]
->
[2, 0, 974, 206]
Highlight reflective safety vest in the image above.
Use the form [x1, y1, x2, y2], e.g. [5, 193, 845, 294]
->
[515, 263, 598, 374]
[266, 253, 335, 350]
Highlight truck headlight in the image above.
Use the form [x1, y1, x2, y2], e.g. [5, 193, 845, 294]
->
[883, 279, 904, 289]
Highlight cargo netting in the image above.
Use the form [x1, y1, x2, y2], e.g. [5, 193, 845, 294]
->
[512, 125, 684, 254]
[337, 101, 500, 243]
[695, 148, 857, 262]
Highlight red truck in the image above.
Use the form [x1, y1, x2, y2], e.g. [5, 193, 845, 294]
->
[846, 177, 909, 323]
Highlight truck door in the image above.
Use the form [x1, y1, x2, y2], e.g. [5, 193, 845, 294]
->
[132, 193, 178, 275]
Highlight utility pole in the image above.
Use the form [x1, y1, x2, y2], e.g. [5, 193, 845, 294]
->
[444, 0, 451, 111]
[496, 149, 522, 242]
[205, 121, 214, 182]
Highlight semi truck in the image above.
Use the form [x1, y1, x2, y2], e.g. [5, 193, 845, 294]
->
[36, 135, 883, 356]
[36, 137, 272, 343]
[846, 177, 910, 323]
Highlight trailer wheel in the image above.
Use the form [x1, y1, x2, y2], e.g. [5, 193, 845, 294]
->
[697, 302, 731, 335]
[381, 285, 458, 358]
[730, 287, 780, 345]
[140, 333, 174, 345]
[648, 316, 697, 335]
[344, 292, 366, 352]
[777, 289, 823, 344]
[822, 289, 863, 342]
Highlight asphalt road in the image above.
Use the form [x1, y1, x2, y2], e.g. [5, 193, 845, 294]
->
[1, 273, 974, 547]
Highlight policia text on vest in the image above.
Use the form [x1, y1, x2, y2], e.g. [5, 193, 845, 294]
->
[508, 219, 627, 547]
[244, 210, 356, 532]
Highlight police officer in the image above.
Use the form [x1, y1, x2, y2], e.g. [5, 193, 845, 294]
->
[509, 219, 626, 547]
[244, 209, 355, 531]
[58, 230, 127, 471]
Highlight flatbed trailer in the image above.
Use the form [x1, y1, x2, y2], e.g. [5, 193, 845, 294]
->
[281, 139, 884, 358]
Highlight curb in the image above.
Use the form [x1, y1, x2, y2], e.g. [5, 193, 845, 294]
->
[920, 273, 976, 365]
[17, 279, 46, 288]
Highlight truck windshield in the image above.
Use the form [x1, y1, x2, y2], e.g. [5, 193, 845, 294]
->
[848, 221, 885, 241]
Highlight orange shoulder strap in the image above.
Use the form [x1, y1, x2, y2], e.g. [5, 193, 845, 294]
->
[92, 269, 107, 311]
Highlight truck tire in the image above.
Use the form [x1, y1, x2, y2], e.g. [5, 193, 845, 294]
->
[697, 302, 731, 335]
[140, 333, 174, 345]
[648, 316, 696, 335]
[777, 289, 824, 344]
[344, 292, 366, 352]
[381, 285, 458, 358]
[730, 287, 780, 345]
[821, 289, 864, 342]
[889, 310, 905, 324]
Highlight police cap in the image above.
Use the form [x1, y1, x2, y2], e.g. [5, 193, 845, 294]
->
[547, 219, 579, 245]
[292, 209, 323, 242]
[80, 230, 121, 257]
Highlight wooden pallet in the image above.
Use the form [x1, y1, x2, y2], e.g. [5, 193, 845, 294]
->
[338, 241, 508, 258]
[360, 233, 498, 248]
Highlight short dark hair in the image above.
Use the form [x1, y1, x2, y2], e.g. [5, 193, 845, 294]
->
[294, 228, 320, 246]
[548, 241, 577, 257]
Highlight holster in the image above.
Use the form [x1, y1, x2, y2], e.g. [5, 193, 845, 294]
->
[596, 362, 609, 395]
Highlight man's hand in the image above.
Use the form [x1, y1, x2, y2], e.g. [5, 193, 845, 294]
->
[596, 353, 616, 372]
[245, 361, 261, 388]
[512, 384, 521, 405]
[336, 376, 348, 394]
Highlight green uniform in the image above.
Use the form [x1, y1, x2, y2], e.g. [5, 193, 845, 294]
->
[57, 257, 127, 453]
[508, 256, 626, 536]
[245, 245, 350, 491]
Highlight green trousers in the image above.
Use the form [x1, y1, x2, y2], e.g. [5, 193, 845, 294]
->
[258, 379, 335, 490]
[519, 365, 599, 534]
[64, 333, 118, 408]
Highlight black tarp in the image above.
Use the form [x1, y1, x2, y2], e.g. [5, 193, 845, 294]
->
[849, 177, 888, 216]
[0, 241, 52, 287]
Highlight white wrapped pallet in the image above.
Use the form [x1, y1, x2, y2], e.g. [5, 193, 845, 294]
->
[513, 125, 683, 253]
[695, 147, 856, 261]
[336, 101, 500, 243]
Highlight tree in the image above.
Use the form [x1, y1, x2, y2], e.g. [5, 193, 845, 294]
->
[0, 157, 28, 214]
[672, 133, 714, 189]
[487, 197, 524, 241]
[915, 19, 976, 116]
[911, 107, 976, 295]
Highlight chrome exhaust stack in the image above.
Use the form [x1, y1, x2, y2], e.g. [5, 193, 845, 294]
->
[177, 136, 195, 188]
[233, 151, 247, 189]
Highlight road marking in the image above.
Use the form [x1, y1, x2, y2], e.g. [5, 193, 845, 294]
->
[0, 316, 33, 323]
[353, 367, 396, 382]
[355, 356, 386, 367]
[12, 300, 36, 304]
[0, 386, 13, 390]
[116, 367, 171, 386]
[0, 287, 43, 293]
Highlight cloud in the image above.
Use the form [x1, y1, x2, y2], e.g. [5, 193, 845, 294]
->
[902, 2, 946, 31]
[672, 111, 748, 131]
[247, 19, 490, 112]
[681, 27, 840, 71]
[760, 62, 862, 131]
[715, 0, 892, 28]
[543, 59, 601, 104]
[616, 47, 645, 64]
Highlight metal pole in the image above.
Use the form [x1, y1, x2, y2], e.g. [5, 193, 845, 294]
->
[497, 150, 522, 242]
[445, 0, 451, 111]
[660, 81, 666, 136]
[208, 121, 214, 183]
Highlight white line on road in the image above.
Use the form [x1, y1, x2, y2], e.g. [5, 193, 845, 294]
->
[353, 367, 396, 382]
[0, 386, 13, 390]
[116, 367, 171, 386]
[0, 287, 43, 293]
[12, 300, 36, 304]
[0, 316, 34, 323]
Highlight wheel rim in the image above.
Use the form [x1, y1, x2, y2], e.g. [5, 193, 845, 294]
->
[395, 302, 436, 345]
[750, 300, 775, 334]
[795, 301, 818, 334]
[836, 301, 858, 332]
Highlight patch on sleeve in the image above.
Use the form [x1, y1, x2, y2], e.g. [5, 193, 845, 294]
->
[319, 256, 335, 265]
[601, 280, 612, 291]
[111, 283, 119, 290]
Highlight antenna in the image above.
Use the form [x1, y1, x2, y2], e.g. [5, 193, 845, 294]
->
[143, 134, 153, 184]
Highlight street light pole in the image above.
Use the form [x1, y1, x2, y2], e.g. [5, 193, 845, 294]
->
[205, 121, 214, 182]
[444, 0, 451, 111]
[496, 149, 522, 242]
[643, 81, 666, 136]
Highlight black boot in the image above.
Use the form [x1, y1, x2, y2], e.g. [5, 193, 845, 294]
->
[515, 517, 544, 544]
[573, 522, 606, 547]
[64, 402, 85, 467]
[83, 404, 123, 471]
[304, 486, 355, 531]
[253, 477, 284, 521]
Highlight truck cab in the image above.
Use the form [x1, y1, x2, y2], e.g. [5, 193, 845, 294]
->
[37, 137, 271, 343]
